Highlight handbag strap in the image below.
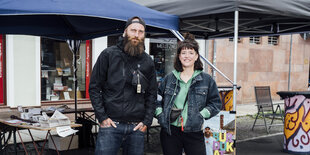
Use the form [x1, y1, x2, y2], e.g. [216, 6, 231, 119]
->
[119, 51, 137, 75]
[173, 91, 188, 110]
[183, 93, 188, 109]
[119, 51, 149, 83]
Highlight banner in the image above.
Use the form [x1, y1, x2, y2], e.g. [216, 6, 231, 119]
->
[203, 111, 236, 155]
[0, 35, 3, 104]
[85, 40, 90, 99]
[201, 87, 236, 155]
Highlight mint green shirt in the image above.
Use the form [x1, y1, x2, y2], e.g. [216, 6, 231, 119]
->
[155, 70, 211, 127]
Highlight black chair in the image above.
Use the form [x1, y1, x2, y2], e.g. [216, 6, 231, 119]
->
[76, 117, 97, 148]
[252, 86, 284, 133]
[146, 118, 161, 143]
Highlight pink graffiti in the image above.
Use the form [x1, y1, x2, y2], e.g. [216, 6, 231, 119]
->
[287, 127, 310, 152]
[285, 95, 305, 114]
[292, 136, 300, 147]
[284, 95, 310, 153]
[301, 133, 310, 145]
[303, 99, 310, 121]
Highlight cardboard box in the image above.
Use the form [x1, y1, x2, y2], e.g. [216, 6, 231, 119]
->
[59, 91, 71, 100]
[48, 135, 78, 151]
[69, 91, 83, 99]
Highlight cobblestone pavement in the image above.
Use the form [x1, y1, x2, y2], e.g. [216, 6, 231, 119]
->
[236, 115, 284, 141]
[236, 115, 287, 155]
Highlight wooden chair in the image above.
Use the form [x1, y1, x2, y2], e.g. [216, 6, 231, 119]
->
[252, 86, 284, 133]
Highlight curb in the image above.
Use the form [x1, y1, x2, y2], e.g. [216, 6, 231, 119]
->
[236, 132, 283, 143]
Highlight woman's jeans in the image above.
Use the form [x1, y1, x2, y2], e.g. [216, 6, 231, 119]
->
[160, 125, 206, 155]
[95, 122, 145, 155]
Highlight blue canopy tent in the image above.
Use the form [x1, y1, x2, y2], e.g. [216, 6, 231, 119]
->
[0, 0, 178, 40]
[0, 0, 178, 121]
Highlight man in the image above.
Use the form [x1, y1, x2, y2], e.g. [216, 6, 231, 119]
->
[204, 127, 216, 155]
[89, 16, 157, 155]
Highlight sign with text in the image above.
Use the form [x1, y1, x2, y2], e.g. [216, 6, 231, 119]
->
[204, 111, 236, 155]
[85, 40, 91, 98]
[0, 35, 3, 104]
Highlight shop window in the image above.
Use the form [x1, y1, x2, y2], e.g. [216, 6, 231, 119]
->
[268, 36, 279, 45]
[41, 38, 91, 102]
[249, 37, 261, 44]
[0, 35, 5, 105]
[229, 37, 242, 43]
[150, 38, 177, 82]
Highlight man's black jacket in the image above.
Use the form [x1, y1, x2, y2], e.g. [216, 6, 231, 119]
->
[89, 37, 157, 127]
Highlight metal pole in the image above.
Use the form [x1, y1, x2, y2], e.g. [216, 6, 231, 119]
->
[67, 40, 81, 122]
[233, 10, 239, 111]
[200, 55, 233, 84]
[212, 40, 217, 79]
[204, 40, 209, 73]
[73, 48, 77, 121]
[288, 34, 293, 90]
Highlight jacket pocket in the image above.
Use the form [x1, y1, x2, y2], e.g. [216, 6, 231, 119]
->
[190, 110, 204, 131]
[195, 87, 208, 106]
[156, 112, 167, 129]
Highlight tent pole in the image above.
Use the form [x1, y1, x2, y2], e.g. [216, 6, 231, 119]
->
[204, 40, 209, 72]
[288, 34, 292, 91]
[212, 40, 217, 79]
[67, 40, 81, 122]
[199, 56, 233, 84]
[233, 10, 239, 111]
[73, 47, 77, 121]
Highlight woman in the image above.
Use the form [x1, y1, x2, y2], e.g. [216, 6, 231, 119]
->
[155, 33, 221, 155]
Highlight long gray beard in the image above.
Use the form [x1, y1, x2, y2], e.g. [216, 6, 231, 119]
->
[124, 37, 145, 57]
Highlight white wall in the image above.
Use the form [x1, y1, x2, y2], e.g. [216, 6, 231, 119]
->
[6, 35, 40, 107]
[92, 36, 107, 68]
[144, 38, 150, 54]
[197, 39, 208, 72]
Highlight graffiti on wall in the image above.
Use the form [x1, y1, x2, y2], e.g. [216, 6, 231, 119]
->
[212, 131, 234, 155]
[284, 95, 310, 153]
[219, 90, 233, 111]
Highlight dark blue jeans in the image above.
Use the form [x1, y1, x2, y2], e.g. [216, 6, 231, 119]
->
[95, 123, 145, 155]
[160, 125, 206, 155]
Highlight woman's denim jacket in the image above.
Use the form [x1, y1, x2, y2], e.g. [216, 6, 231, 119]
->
[156, 72, 221, 134]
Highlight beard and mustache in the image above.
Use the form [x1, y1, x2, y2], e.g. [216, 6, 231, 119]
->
[123, 34, 145, 57]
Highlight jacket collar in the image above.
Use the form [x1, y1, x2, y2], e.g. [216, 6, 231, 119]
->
[171, 71, 203, 84]
[194, 73, 203, 81]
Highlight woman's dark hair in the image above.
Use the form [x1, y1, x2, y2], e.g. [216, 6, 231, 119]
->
[174, 33, 203, 72]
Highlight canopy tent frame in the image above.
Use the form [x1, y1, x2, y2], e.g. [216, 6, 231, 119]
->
[134, 0, 310, 112]
[181, 18, 310, 38]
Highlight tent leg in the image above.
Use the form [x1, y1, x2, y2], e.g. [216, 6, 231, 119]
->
[67, 40, 81, 122]
[74, 49, 78, 121]
[288, 34, 292, 90]
[233, 10, 239, 111]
